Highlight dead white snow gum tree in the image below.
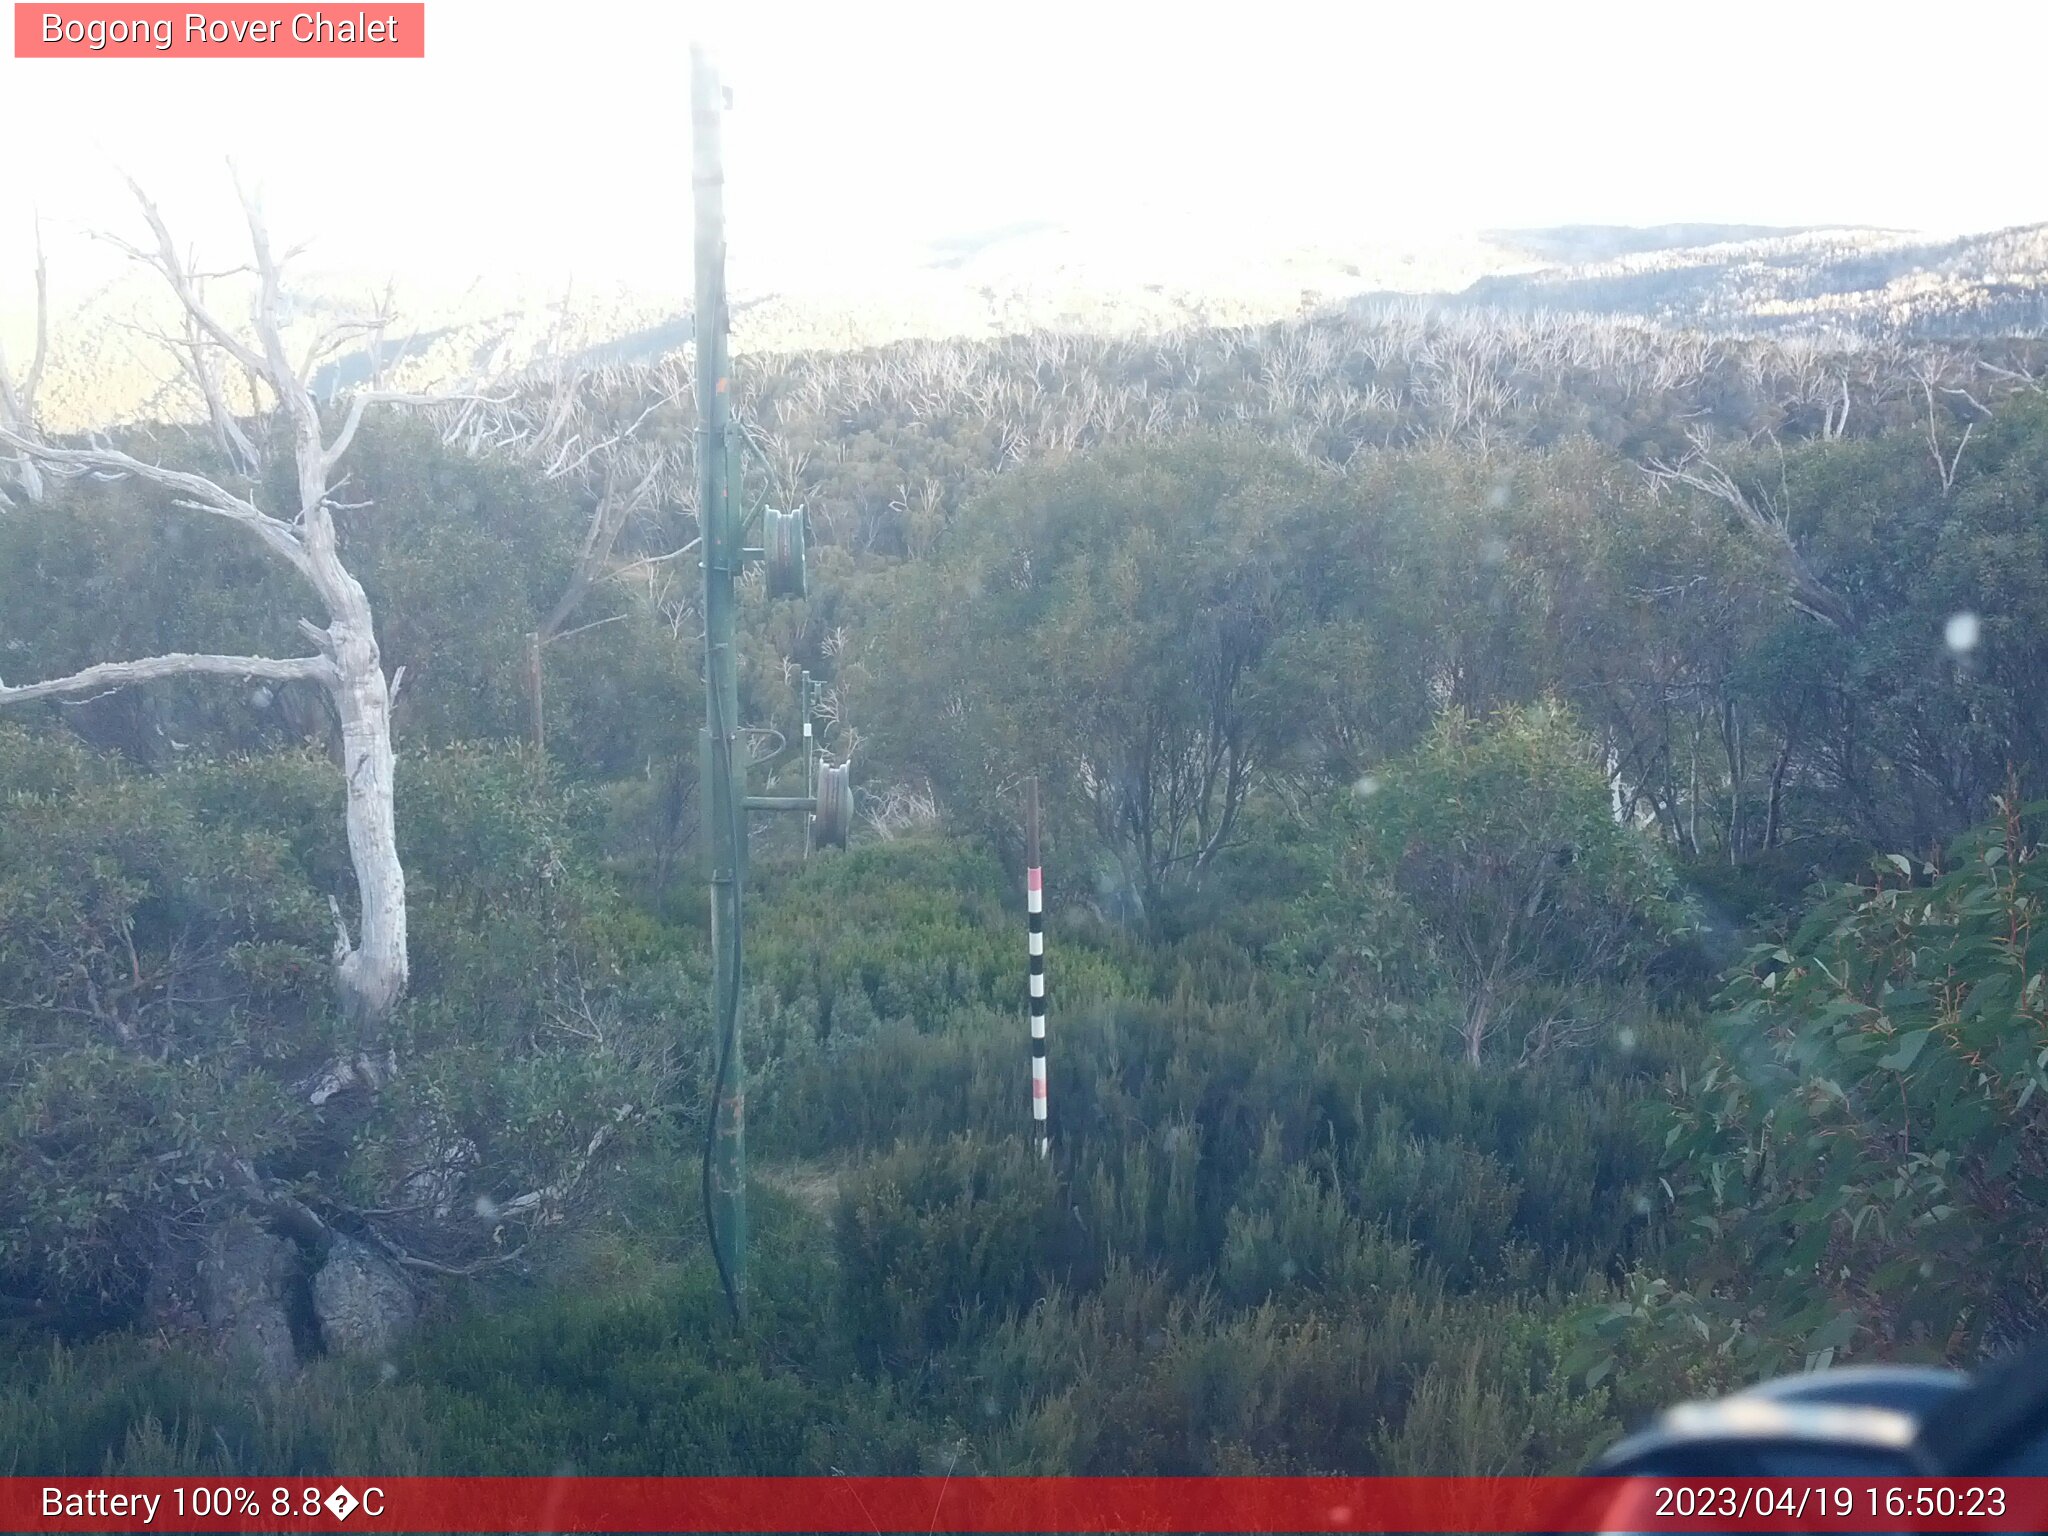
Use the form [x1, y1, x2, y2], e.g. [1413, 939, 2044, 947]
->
[0, 181, 449, 1039]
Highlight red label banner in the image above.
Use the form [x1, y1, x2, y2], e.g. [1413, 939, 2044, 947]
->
[4, 1476, 2048, 1532]
[13, 4, 424, 57]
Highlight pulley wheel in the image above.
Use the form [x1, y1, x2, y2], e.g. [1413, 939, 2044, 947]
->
[764, 507, 807, 600]
[813, 760, 852, 849]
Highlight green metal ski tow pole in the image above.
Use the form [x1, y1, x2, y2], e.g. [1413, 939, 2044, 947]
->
[693, 41, 747, 1326]
[690, 43, 843, 1329]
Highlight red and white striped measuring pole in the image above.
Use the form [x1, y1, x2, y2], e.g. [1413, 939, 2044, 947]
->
[1026, 777, 1048, 1158]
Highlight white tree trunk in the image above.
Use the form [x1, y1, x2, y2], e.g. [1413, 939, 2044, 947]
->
[329, 599, 408, 1026]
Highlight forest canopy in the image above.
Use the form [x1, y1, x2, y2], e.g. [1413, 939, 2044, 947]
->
[3, 287, 2046, 1475]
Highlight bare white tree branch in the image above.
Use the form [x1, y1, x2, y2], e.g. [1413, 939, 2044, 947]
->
[324, 389, 494, 474]
[0, 651, 334, 705]
[0, 423, 312, 573]
[1644, 428, 1855, 632]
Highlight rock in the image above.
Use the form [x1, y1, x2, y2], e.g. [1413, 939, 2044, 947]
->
[143, 1235, 208, 1336]
[198, 1219, 302, 1386]
[313, 1234, 416, 1357]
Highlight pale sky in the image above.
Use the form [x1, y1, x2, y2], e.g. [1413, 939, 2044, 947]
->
[4, 0, 2046, 297]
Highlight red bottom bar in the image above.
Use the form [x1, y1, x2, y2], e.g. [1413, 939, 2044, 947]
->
[7, 1476, 2048, 1533]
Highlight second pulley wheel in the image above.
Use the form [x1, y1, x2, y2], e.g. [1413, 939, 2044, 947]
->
[812, 760, 852, 849]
